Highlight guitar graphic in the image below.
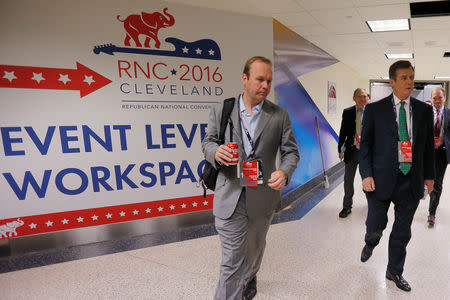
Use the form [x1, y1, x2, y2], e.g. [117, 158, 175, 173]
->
[94, 37, 221, 61]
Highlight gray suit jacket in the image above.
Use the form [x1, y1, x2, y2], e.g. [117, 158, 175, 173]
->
[202, 96, 299, 219]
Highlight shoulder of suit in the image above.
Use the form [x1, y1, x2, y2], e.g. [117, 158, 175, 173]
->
[344, 105, 355, 112]
[263, 99, 285, 113]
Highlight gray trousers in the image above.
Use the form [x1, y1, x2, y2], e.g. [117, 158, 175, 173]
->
[214, 190, 274, 300]
[343, 149, 359, 210]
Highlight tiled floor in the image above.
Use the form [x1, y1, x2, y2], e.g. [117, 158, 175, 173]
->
[1, 172, 449, 299]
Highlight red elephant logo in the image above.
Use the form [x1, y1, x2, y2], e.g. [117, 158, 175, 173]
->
[117, 8, 175, 48]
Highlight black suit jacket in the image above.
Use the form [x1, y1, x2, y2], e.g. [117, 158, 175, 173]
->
[439, 106, 450, 162]
[359, 94, 435, 200]
[338, 105, 357, 163]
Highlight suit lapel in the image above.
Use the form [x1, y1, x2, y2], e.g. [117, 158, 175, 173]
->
[384, 96, 397, 137]
[411, 98, 419, 147]
[230, 95, 243, 147]
[253, 100, 274, 144]
[350, 105, 356, 135]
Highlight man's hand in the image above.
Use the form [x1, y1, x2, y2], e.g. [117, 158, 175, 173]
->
[362, 177, 375, 192]
[214, 145, 233, 166]
[425, 179, 434, 194]
[339, 152, 344, 160]
[268, 169, 287, 190]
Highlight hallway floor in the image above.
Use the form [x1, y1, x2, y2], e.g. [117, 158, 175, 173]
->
[1, 172, 449, 299]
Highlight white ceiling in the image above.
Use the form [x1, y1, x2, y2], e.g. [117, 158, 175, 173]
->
[167, 0, 450, 80]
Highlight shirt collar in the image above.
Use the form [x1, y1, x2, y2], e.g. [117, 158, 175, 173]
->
[433, 106, 442, 114]
[239, 94, 263, 115]
[356, 105, 365, 112]
[393, 94, 410, 106]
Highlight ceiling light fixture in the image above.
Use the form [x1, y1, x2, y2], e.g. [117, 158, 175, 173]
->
[385, 53, 414, 59]
[366, 19, 410, 32]
[434, 76, 450, 79]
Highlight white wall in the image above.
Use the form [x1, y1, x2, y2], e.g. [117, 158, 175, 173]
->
[297, 62, 369, 134]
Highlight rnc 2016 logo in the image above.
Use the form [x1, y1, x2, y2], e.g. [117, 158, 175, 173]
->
[94, 7, 224, 99]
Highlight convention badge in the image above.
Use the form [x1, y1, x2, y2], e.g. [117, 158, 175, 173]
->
[354, 133, 361, 148]
[434, 136, 442, 149]
[398, 141, 412, 163]
[241, 161, 258, 187]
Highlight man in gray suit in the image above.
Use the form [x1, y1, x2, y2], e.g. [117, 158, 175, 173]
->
[202, 56, 299, 300]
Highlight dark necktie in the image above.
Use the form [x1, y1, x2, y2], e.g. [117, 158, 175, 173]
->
[435, 110, 440, 137]
[399, 101, 411, 174]
[356, 109, 362, 149]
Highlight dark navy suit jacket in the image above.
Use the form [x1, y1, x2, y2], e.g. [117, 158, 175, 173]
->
[359, 94, 435, 201]
[440, 107, 450, 162]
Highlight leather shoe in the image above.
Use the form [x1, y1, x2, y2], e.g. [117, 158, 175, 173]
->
[427, 215, 435, 227]
[386, 270, 411, 291]
[360, 245, 373, 262]
[339, 208, 351, 218]
[242, 277, 257, 300]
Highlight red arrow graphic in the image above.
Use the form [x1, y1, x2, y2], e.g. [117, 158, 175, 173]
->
[0, 62, 112, 98]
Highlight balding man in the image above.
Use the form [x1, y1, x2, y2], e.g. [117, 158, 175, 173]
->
[428, 87, 450, 226]
[337, 88, 370, 218]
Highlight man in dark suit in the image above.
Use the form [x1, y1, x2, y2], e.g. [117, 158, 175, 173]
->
[337, 88, 369, 217]
[359, 60, 435, 292]
[428, 87, 450, 226]
[202, 56, 299, 300]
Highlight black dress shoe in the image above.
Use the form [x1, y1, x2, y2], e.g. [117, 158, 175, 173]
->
[386, 270, 411, 291]
[360, 245, 373, 262]
[242, 277, 257, 300]
[339, 208, 351, 218]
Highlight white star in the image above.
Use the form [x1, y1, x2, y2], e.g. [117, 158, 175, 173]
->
[77, 217, 84, 222]
[45, 220, 53, 227]
[158, 206, 163, 212]
[29, 223, 37, 229]
[3, 71, 17, 82]
[92, 215, 98, 221]
[145, 208, 151, 213]
[120, 211, 126, 217]
[182, 46, 189, 53]
[83, 75, 95, 85]
[181, 203, 186, 209]
[58, 74, 71, 84]
[106, 213, 112, 219]
[169, 205, 175, 210]
[195, 48, 202, 55]
[203, 201, 208, 206]
[31, 72, 45, 83]
[192, 202, 198, 207]
[208, 49, 215, 56]
[133, 209, 139, 215]
[62, 219, 69, 225]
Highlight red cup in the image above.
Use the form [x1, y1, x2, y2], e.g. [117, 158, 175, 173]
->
[227, 143, 239, 165]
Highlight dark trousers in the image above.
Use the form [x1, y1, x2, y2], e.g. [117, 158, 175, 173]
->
[343, 149, 359, 209]
[429, 146, 448, 216]
[364, 172, 420, 275]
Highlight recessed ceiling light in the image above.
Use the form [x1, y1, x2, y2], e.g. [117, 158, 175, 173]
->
[379, 76, 389, 80]
[434, 76, 450, 79]
[385, 53, 414, 59]
[366, 19, 410, 32]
